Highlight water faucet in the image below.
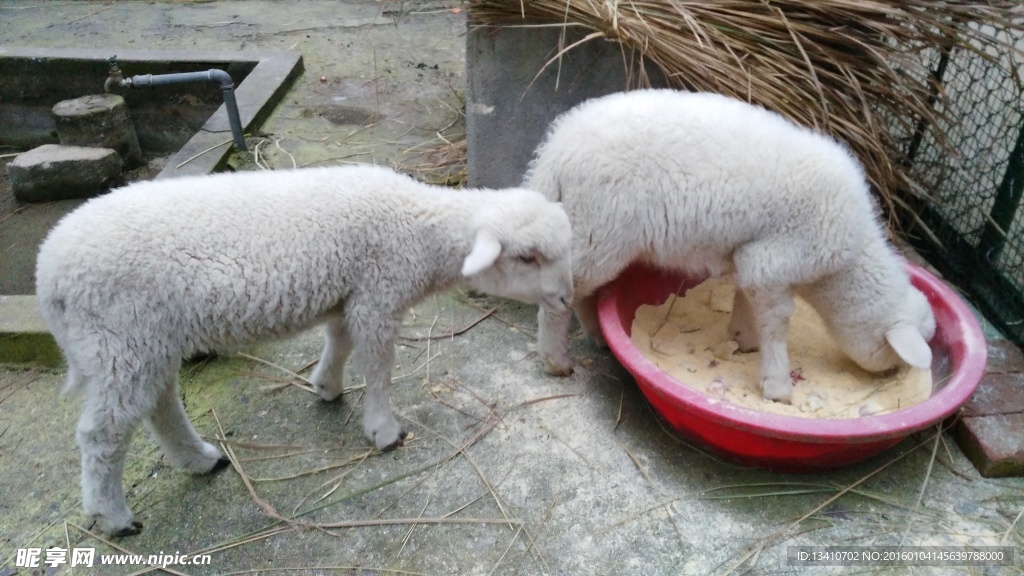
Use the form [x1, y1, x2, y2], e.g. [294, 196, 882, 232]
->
[100, 54, 247, 150]
[104, 55, 127, 93]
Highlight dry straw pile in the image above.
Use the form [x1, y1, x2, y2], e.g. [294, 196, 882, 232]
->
[467, 0, 1024, 233]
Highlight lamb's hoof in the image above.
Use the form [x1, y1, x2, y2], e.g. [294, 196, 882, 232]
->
[317, 390, 343, 402]
[547, 365, 574, 377]
[211, 456, 232, 473]
[111, 520, 144, 538]
[380, 431, 408, 452]
[761, 378, 793, 404]
[543, 356, 574, 377]
[313, 382, 344, 402]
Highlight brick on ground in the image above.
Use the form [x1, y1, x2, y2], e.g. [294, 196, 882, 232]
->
[954, 339, 1024, 477]
[7, 143, 121, 202]
[0, 295, 62, 368]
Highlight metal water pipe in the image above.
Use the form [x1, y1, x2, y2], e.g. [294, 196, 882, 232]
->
[104, 55, 247, 151]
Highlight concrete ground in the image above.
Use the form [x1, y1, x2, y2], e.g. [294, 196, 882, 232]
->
[1, 2, 1023, 575]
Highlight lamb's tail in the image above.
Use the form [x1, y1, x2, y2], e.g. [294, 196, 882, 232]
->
[61, 365, 84, 396]
[35, 292, 80, 396]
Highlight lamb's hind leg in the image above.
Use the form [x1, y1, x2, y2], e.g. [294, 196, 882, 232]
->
[728, 287, 759, 353]
[575, 292, 606, 348]
[77, 367, 159, 537]
[540, 260, 628, 376]
[144, 372, 227, 474]
[310, 317, 353, 402]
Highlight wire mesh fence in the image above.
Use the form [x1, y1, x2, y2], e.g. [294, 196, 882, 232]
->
[900, 28, 1024, 344]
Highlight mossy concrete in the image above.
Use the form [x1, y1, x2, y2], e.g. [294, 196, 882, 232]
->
[0, 295, 62, 368]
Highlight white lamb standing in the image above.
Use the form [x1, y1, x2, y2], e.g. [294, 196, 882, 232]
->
[36, 164, 573, 536]
[524, 89, 936, 403]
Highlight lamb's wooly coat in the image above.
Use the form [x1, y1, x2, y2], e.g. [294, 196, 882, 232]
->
[36, 164, 573, 536]
[524, 89, 936, 402]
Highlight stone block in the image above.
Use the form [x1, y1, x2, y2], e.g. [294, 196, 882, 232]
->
[7, 144, 121, 202]
[0, 295, 63, 368]
[53, 93, 143, 168]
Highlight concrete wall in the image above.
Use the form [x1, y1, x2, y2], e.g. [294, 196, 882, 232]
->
[466, 25, 666, 189]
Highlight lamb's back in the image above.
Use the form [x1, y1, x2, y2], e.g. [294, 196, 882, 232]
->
[35, 166, 445, 351]
[525, 89, 877, 276]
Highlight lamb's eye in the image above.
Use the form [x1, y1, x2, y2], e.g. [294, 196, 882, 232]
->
[519, 254, 537, 264]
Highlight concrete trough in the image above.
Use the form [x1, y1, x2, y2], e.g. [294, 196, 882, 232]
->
[0, 47, 304, 179]
[0, 47, 303, 363]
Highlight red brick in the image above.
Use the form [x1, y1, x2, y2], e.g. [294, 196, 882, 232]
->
[953, 340, 1024, 477]
[984, 339, 1024, 374]
[960, 373, 1024, 418]
[955, 413, 1024, 477]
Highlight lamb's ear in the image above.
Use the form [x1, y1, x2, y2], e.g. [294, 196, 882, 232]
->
[885, 324, 932, 369]
[461, 229, 503, 276]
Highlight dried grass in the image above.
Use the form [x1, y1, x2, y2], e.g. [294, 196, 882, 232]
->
[467, 0, 1024, 232]
[401, 88, 469, 186]
[402, 130, 468, 187]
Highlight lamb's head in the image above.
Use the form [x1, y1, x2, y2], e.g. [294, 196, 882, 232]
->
[831, 284, 936, 374]
[460, 189, 574, 312]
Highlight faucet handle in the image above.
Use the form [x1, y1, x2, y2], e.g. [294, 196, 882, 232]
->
[104, 56, 126, 93]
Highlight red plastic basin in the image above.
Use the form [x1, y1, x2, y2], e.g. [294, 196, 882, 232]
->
[597, 262, 987, 472]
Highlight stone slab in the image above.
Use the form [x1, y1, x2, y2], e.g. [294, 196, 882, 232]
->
[0, 295, 62, 368]
[7, 143, 121, 202]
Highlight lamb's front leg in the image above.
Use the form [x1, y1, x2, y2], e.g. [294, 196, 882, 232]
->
[743, 285, 796, 403]
[574, 293, 606, 348]
[352, 317, 406, 451]
[538, 305, 574, 376]
[310, 317, 354, 401]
